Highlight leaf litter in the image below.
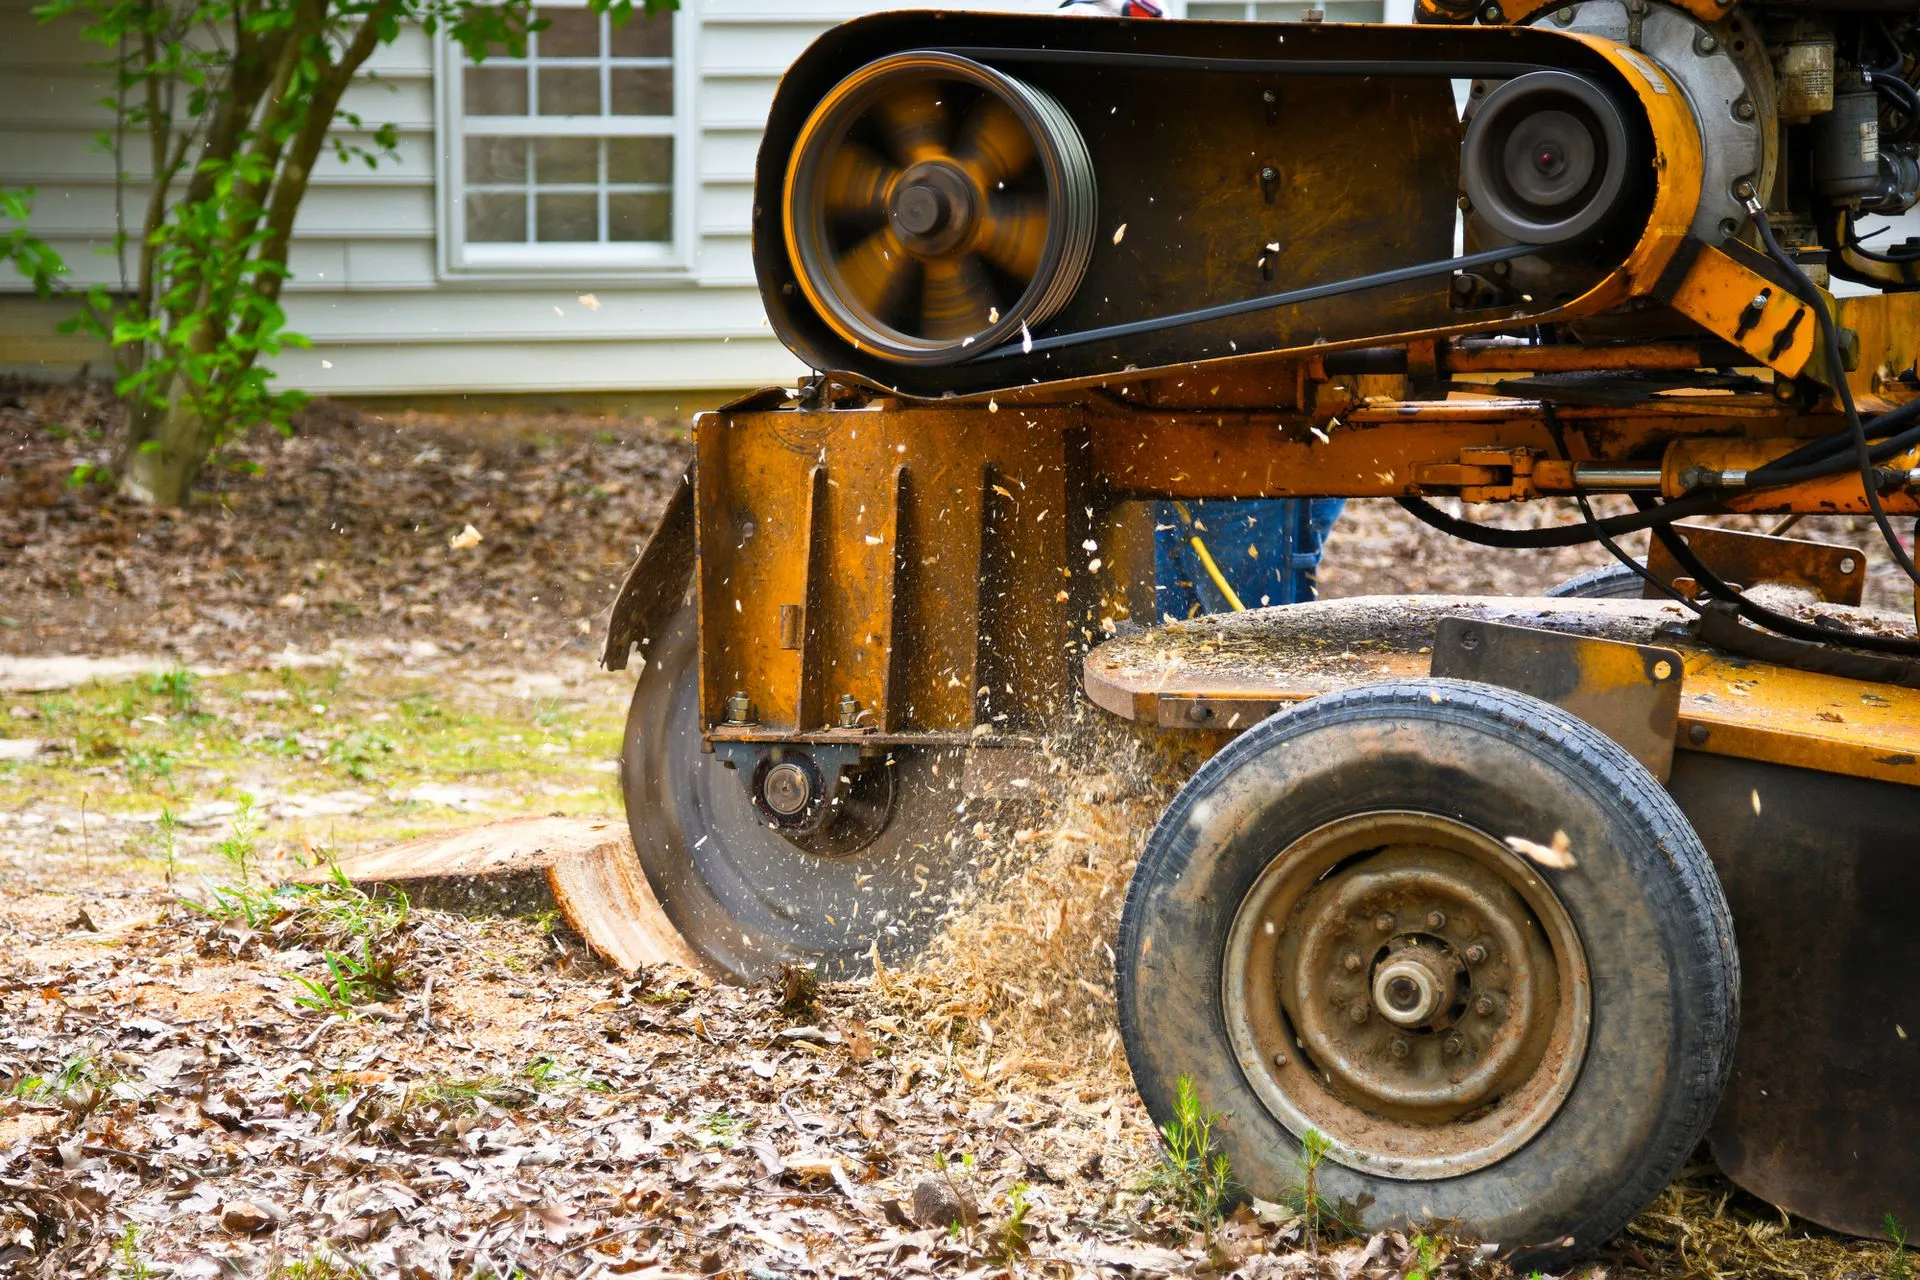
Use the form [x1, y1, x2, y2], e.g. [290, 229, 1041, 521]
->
[2, 379, 1907, 1277]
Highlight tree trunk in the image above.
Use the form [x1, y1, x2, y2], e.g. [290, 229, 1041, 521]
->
[117, 388, 212, 505]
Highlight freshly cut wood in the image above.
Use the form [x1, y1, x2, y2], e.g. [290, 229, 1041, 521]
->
[289, 816, 700, 973]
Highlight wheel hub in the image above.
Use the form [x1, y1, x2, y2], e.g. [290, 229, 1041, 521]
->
[888, 162, 977, 254]
[1223, 812, 1591, 1178]
[760, 760, 815, 817]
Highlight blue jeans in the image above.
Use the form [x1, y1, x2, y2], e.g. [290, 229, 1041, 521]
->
[1152, 498, 1345, 619]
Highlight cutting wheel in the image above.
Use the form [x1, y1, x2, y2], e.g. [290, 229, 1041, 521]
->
[619, 601, 970, 979]
[783, 51, 1097, 364]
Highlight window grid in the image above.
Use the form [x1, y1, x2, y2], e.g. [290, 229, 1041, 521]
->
[458, 6, 676, 252]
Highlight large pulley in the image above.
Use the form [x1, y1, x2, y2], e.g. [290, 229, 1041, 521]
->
[783, 51, 1097, 365]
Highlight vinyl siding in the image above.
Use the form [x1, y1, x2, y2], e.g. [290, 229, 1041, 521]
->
[0, 0, 1347, 393]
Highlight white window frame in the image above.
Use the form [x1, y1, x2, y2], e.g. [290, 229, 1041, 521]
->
[434, 0, 699, 280]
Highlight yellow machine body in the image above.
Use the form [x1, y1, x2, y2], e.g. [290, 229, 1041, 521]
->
[604, 6, 1920, 1253]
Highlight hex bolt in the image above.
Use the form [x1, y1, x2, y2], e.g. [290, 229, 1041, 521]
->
[1444, 1034, 1464, 1056]
[1465, 944, 1488, 965]
[1475, 996, 1496, 1017]
[1374, 912, 1395, 934]
[725, 691, 754, 725]
[836, 693, 861, 729]
[1553, 5, 1574, 22]
[1262, 89, 1277, 104]
[1272, 1050, 1289, 1067]
[1426, 911, 1447, 930]
[1733, 179, 1756, 201]
[1343, 952, 1364, 973]
[1695, 32, 1718, 54]
[1391, 1038, 1411, 1059]
[1735, 100, 1756, 120]
[1689, 723, 1711, 745]
[1349, 1003, 1370, 1025]
[1260, 166, 1279, 183]
[1481, 3, 1502, 20]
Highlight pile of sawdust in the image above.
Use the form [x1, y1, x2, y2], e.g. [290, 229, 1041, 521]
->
[1618, 1168, 1902, 1279]
[883, 702, 1214, 1082]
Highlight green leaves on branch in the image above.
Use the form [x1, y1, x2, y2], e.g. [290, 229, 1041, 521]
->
[28, 0, 675, 504]
[2, 189, 69, 299]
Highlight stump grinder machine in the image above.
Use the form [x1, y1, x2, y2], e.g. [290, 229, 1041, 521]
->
[602, 1, 1920, 1261]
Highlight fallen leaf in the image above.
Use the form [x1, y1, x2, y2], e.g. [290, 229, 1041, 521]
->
[1506, 830, 1577, 869]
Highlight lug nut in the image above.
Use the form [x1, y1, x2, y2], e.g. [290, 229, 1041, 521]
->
[1374, 913, 1395, 934]
[1349, 1003, 1369, 1025]
[1465, 944, 1488, 965]
[1426, 911, 1447, 930]
[1343, 953, 1364, 973]
[1475, 996, 1496, 1017]
[1391, 1038, 1411, 1059]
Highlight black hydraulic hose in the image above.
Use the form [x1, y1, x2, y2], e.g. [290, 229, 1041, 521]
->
[1748, 199, 1920, 587]
[1396, 490, 1725, 549]
[1541, 405, 1701, 610]
[1639, 499, 1920, 657]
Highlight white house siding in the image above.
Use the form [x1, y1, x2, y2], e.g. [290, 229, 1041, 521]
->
[0, 0, 1389, 395]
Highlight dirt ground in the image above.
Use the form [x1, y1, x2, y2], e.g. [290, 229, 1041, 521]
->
[1, 383, 1909, 1279]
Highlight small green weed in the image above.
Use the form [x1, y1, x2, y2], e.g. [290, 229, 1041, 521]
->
[155, 807, 180, 886]
[523, 1054, 607, 1095]
[1141, 1074, 1236, 1232]
[1406, 1232, 1443, 1280]
[114, 1222, 154, 1280]
[290, 937, 405, 1014]
[995, 1181, 1033, 1262]
[213, 796, 261, 883]
[12, 1051, 114, 1102]
[124, 745, 175, 788]
[327, 730, 395, 781]
[699, 1106, 754, 1146]
[269, 1251, 368, 1280]
[1889, 1214, 1911, 1280]
[146, 667, 198, 714]
[1283, 1127, 1348, 1253]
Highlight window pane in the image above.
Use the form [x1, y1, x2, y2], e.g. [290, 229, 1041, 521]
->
[467, 192, 527, 242]
[537, 192, 598, 241]
[465, 66, 527, 114]
[609, 190, 670, 242]
[610, 67, 672, 116]
[609, 11, 672, 58]
[538, 66, 600, 115]
[607, 137, 672, 184]
[466, 137, 526, 184]
[537, 7, 599, 57]
[534, 137, 598, 184]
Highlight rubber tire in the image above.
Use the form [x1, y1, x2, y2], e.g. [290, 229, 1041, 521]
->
[1544, 561, 1647, 600]
[1115, 679, 1737, 1267]
[619, 600, 967, 980]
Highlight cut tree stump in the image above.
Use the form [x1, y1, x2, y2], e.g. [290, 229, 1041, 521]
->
[290, 816, 700, 973]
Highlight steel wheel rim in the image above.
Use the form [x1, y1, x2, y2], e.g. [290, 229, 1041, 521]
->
[783, 51, 1096, 365]
[1222, 811, 1591, 1179]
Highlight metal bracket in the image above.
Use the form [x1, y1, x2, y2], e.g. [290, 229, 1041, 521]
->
[1644, 522, 1867, 605]
[1431, 618, 1684, 779]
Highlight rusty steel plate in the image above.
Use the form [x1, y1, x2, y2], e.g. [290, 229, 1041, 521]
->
[1082, 595, 1920, 789]
[1429, 618, 1683, 780]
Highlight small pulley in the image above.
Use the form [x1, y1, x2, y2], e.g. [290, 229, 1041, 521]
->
[1462, 70, 1636, 247]
[783, 51, 1097, 365]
